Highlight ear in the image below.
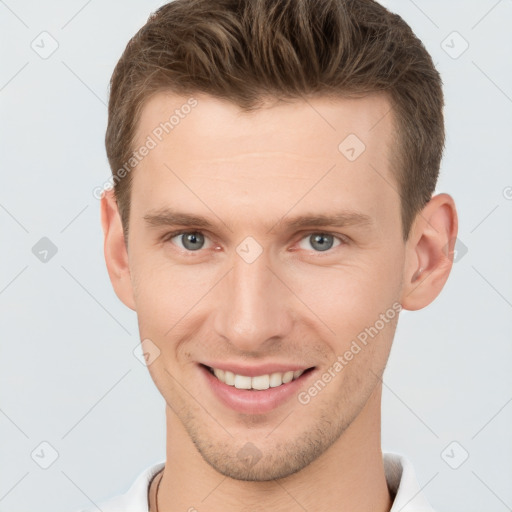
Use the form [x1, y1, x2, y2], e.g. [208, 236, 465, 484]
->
[100, 189, 136, 311]
[400, 193, 458, 311]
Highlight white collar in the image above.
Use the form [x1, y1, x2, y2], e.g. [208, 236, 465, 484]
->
[384, 453, 436, 511]
[81, 452, 435, 511]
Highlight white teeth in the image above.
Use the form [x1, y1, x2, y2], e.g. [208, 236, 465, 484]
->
[234, 374, 252, 389]
[269, 372, 283, 387]
[224, 370, 235, 386]
[251, 374, 270, 390]
[209, 366, 306, 390]
[282, 371, 294, 383]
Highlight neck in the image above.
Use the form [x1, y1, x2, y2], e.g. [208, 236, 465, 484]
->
[156, 384, 392, 512]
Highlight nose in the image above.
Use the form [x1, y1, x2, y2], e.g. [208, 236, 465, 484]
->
[212, 247, 294, 353]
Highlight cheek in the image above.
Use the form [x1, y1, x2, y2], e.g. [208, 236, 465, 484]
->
[130, 256, 178, 333]
[286, 257, 401, 342]
[129, 253, 215, 344]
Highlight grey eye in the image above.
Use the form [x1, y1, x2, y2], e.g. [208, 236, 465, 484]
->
[298, 233, 341, 252]
[174, 232, 206, 251]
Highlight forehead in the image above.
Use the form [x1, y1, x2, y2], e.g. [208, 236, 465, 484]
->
[130, 91, 399, 234]
[134, 91, 394, 162]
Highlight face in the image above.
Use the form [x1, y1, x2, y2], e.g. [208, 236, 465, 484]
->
[122, 92, 407, 480]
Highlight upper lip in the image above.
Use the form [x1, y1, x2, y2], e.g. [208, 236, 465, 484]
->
[200, 362, 315, 377]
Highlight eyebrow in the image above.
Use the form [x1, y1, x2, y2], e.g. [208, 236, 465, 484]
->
[143, 207, 373, 232]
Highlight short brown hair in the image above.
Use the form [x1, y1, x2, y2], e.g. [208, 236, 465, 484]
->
[105, 0, 444, 242]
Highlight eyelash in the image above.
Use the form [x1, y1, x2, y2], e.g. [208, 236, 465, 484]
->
[160, 229, 348, 255]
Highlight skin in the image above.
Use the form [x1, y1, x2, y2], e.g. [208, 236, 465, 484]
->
[101, 91, 458, 512]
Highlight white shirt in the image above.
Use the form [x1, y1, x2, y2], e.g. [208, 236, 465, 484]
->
[75, 452, 435, 511]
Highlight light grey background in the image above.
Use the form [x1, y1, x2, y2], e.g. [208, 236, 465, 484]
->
[1, 1, 511, 511]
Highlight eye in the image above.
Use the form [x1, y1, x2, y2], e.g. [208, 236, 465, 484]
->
[164, 230, 213, 251]
[162, 230, 346, 254]
[297, 232, 344, 252]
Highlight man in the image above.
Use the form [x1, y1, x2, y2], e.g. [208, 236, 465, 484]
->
[83, 0, 458, 510]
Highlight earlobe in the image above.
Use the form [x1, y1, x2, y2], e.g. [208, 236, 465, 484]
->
[400, 193, 458, 311]
[100, 189, 136, 311]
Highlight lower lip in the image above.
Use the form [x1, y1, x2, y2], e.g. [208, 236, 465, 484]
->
[199, 364, 316, 414]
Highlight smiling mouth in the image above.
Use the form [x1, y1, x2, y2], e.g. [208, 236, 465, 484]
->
[202, 364, 315, 391]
